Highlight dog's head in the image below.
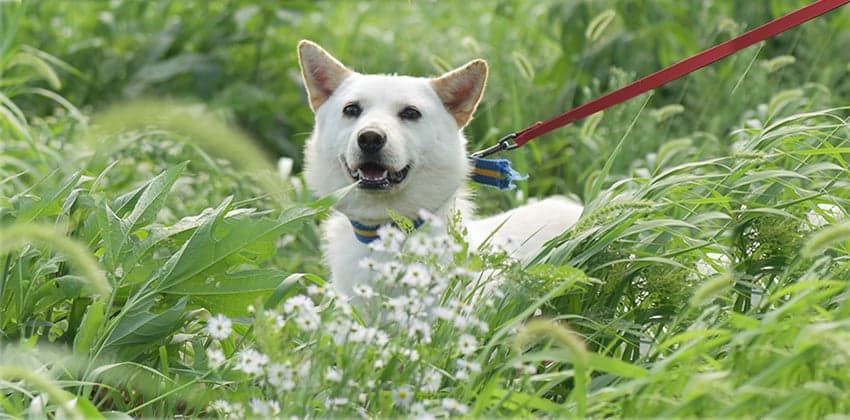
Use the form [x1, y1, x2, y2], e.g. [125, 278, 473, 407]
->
[298, 40, 487, 224]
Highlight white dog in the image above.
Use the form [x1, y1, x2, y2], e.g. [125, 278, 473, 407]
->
[298, 40, 583, 297]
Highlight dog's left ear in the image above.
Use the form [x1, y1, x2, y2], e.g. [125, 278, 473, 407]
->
[298, 40, 353, 112]
[430, 59, 488, 128]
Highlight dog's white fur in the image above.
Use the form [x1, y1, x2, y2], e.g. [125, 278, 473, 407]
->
[298, 40, 583, 297]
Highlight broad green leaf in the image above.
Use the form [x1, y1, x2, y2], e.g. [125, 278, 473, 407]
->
[165, 268, 297, 315]
[120, 210, 216, 278]
[164, 268, 291, 295]
[14, 171, 81, 223]
[103, 163, 187, 268]
[155, 197, 320, 291]
[104, 296, 188, 349]
[118, 162, 188, 225]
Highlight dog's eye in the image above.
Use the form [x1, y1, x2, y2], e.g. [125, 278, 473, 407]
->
[343, 103, 362, 118]
[398, 106, 421, 121]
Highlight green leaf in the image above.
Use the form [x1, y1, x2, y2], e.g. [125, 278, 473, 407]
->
[122, 162, 188, 227]
[264, 273, 325, 309]
[104, 296, 188, 349]
[119, 211, 214, 279]
[489, 388, 562, 412]
[587, 353, 648, 379]
[165, 268, 302, 316]
[14, 171, 81, 223]
[103, 162, 187, 268]
[164, 268, 291, 295]
[74, 300, 106, 357]
[70, 394, 105, 419]
[155, 197, 320, 291]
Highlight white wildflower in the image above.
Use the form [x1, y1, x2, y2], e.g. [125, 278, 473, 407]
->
[273, 314, 286, 329]
[353, 283, 377, 299]
[441, 398, 469, 414]
[458, 334, 478, 356]
[377, 225, 404, 251]
[477, 320, 490, 333]
[250, 398, 280, 417]
[393, 385, 413, 407]
[386, 295, 414, 320]
[297, 359, 312, 379]
[350, 324, 378, 343]
[206, 348, 226, 369]
[458, 358, 481, 373]
[399, 347, 420, 362]
[413, 411, 437, 420]
[284, 295, 321, 332]
[453, 314, 472, 329]
[267, 362, 295, 392]
[324, 397, 349, 410]
[408, 234, 434, 256]
[401, 263, 432, 288]
[235, 348, 268, 375]
[514, 361, 538, 375]
[306, 284, 323, 296]
[408, 319, 433, 344]
[433, 306, 457, 322]
[283, 295, 316, 314]
[422, 369, 443, 393]
[358, 257, 380, 271]
[375, 329, 390, 346]
[455, 358, 481, 380]
[206, 314, 232, 340]
[417, 208, 443, 227]
[327, 320, 350, 345]
[382, 261, 405, 282]
[325, 366, 343, 382]
[433, 234, 461, 254]
[210, 400, 243, 418]
[209, 400, 232, 415]
[368, 239, 387, 252]
[295, 311, 320, 331]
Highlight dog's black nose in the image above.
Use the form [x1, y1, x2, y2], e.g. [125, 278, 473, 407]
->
[357, 129, 386, 153]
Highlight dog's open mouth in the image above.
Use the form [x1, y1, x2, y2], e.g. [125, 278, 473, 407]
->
[345, 161, 410, 190]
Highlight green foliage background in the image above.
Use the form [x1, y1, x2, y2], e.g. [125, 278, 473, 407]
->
[2, 0, 850, 417]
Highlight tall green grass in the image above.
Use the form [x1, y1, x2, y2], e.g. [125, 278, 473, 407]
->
[1, 0, 850, 417]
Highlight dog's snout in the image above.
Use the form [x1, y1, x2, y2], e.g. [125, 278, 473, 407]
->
[357, 129, 386, 153]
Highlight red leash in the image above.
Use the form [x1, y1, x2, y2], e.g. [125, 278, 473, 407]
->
[473, 0, 850, 157]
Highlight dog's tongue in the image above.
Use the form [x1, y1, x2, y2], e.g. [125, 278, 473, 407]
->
[359, 165, 387, 181]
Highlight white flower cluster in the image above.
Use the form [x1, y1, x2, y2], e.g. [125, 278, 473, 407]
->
[204, 210, 523, 418]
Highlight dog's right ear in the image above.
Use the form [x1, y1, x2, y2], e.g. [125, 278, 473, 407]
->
[298, 40, 352, 112]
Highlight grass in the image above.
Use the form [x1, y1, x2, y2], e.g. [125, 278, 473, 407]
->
[2, 0, 850, 417]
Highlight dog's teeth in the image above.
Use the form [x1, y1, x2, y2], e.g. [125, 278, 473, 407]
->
[358, 168, 388, 181]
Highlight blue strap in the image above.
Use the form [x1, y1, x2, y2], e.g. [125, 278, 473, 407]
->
[468, 156, 527, 190]
[350, 217, 425, 244]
